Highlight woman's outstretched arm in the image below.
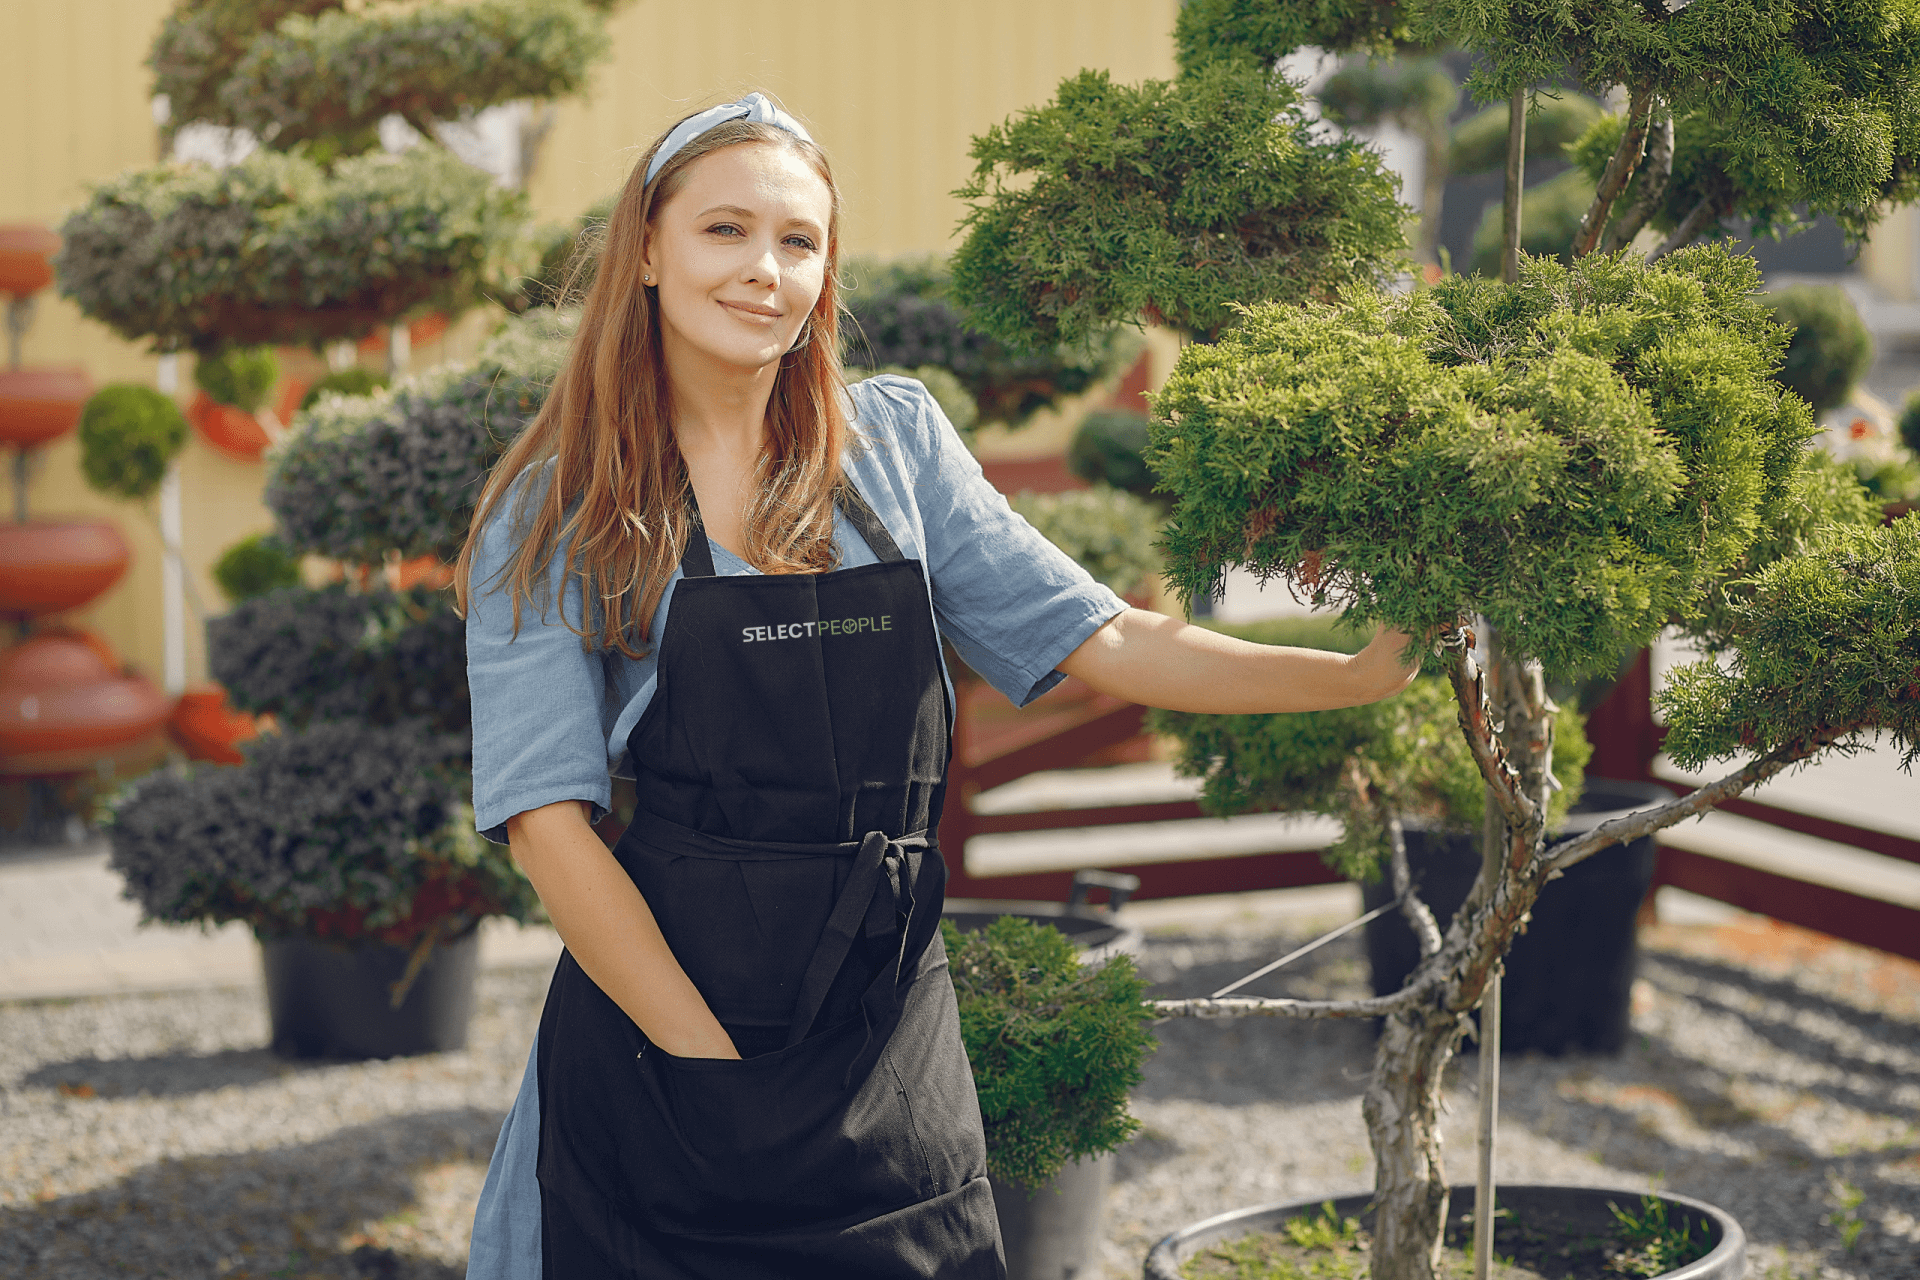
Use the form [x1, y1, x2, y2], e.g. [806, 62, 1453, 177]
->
[507, 800, 740, 1059]
[1058, 608, 1420, 713]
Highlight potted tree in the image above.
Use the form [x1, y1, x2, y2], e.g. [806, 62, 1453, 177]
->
[952, 1, 1920, 1275]
[943, 912, 1158, 1280]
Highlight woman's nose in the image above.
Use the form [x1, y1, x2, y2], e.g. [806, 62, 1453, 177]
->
[742, 238, 781, 287]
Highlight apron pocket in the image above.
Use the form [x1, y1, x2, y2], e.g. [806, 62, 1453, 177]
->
[630, 1011, 935, 1235]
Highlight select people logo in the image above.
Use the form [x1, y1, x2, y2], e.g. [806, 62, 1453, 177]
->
[742, 616, 894, 643]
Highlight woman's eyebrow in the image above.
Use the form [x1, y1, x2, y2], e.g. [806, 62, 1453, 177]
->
[695, 204, 825, 237]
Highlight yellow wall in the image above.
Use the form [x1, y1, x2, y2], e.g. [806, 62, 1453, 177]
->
[1, 0, 1180, 690]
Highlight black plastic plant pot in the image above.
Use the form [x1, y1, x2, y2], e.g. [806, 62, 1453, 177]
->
[1143, 1184, 1746, 1280]
[261, 928, 480, 1060]
[1361, 777, 1671, 1056]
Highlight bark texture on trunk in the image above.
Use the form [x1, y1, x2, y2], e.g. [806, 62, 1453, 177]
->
[1363, 1003, 1463, 1280]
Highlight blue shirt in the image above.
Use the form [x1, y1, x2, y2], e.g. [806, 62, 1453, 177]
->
[464, 375, 1127, 1276]
[466, 374, 1127, 843]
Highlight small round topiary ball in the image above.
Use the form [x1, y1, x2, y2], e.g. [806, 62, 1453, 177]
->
[1766, 285, 1873, 417]
[78, 384, 189, 501]
[194, 345, 280, 413]
[1900, 392, 1920, 457]
[213, 532, 303, 604]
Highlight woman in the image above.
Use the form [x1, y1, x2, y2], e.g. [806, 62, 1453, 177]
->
[459, 94, 1418, 1280]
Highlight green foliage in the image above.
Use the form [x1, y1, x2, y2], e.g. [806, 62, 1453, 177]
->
[940, 915, 1155, 1190]
[266, 309, 569, 564]
[105, 720, 537, 943]
[76, 385, 189, 501]
[215, 0, 610, 151]
[1179, 1202, 1368, 1278]
[212, 532, 303, 603]
[1572, 110, 1807, 248]
[1469, 168, 1595, 277]
[1173, 0, 1407, 71]
[1008, 487, 1162, 597]
[209, 583, 468, 732]
[194, 344, 279, 412]
[1427, 0, 1920, 248]
[1147, 246, 1813, 676]
[1152, 674, 1590, 882]
[846, 365, 978, 437]
[147, 1, 334, 142]
[841, 256, 1134, 428]
[952, 63, 1408, 346]
[1451, 94, 1607, 176]
[56, 146, 534, 350]
[1067, 410, 1158, 500]
[1319, 56, 1458, 137]
[1692, 450, 1884, 650]
[1660, 515, 1920, 769]
[298, 367, 388, 412]
[1902, 392, 1920, 457]
[1606, 1196, 1711, 1277]
[1765, 286, 1873, 417]
[513, 195, 614, 313]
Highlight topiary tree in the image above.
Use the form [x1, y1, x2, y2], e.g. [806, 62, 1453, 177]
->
[956, 3, 1920, 1275]
[1318, 57, 1460, 266]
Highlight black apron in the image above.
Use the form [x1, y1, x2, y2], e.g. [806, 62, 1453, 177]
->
[534, 485, 1006, 1279]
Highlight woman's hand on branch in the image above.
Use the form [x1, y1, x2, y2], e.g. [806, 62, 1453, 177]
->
[1059, 607, 1420, 714]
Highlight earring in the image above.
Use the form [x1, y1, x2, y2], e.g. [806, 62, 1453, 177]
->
[642, 273, 653, 285]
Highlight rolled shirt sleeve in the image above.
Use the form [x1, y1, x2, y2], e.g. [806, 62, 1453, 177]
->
[853, 375, 1128, 707]
[466, 462, 615, 844]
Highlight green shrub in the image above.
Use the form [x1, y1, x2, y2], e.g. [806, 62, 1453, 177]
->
[952, 62, 1407, 346]
[513, 195, 614, 313]
[76, 385, 190, 501]
[194, 345, 279, 412]
[1067, 410, 1157, 499]
[214, 0, 610, 151]
[1450, 95, 1607, 175]
[298, 367, 388, 412]
[842, 256, 1134, 428]
[1148, 246, 1813, 677]
[105, 719, 536, 944]
[266, 309, 570, 564]
[212, 532, 303, 604]
[1153, 678, 1591, 881]
[1172, 0, 1406, 70]
[1901, 392, 1920, 456]
[1766, 285, 1873, 416]
[56, 146, 533, 350]
[1008, 487, 1162, 597]
[208, 583, 468, 732]
[942, 914, 1155, 1190]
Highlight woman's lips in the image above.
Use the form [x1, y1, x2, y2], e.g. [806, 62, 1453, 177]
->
[721, 300, 782, 320]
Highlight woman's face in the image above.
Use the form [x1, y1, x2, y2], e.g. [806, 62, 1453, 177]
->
[640, 141, 833, 375]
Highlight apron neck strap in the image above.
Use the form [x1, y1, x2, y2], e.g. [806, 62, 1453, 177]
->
[677, 480, 905, 579]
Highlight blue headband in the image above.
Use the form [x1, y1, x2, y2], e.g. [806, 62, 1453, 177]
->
[644, 93, 815, 187]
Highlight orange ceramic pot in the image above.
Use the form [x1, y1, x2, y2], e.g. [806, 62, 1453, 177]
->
[395, 555, 453, 591]
[0, 520, 131, 617]
[0, 224, 60, 297]
[0, 366, 92, 448]
[188, 389, 272, 461]
[0, 629, 171, 775]
[167, 683, 259, 765]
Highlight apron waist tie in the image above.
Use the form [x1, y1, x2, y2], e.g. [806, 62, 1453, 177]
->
[784, 829, 927, 1082]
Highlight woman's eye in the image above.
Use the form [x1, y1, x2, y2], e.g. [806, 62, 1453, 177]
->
[706, 223, 743, 237]
[785, 235, 819, 252]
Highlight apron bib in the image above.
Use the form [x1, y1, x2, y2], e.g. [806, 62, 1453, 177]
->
[533, 486, 1005, 1279]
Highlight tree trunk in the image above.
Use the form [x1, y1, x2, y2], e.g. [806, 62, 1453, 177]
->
[1363, 1000, 1466, 1280]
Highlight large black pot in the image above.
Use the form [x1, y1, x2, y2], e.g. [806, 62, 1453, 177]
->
[1142, 1184, 1746, 1279]
[261, 928, 480, 1059]
[1361, 777, 1670, 1056]
[943, 869, 1140, 1280]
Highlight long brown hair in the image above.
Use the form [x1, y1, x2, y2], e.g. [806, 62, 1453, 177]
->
[454, 105, 847, 657]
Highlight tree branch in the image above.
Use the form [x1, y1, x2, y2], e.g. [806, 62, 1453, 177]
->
[1603, 101, 1673, 254]
[1389, 813, 1444, 958]
[1548, 733, 1848, 873]
[1151, 970, 1443, 1021]
[1650, 194, 1724, 260]
[1443, 644, 1533, 834]
[1573, 84, 1653, 258]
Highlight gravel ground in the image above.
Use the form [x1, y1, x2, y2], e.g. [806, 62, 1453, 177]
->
[3, 915, 1916, 1280]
